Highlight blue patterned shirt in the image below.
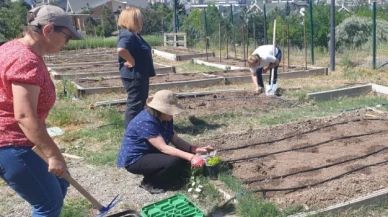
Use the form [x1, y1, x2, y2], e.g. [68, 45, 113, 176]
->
[117, 109, 174, 168]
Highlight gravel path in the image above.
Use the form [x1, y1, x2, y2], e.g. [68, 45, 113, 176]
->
[0, 157, 176, 217]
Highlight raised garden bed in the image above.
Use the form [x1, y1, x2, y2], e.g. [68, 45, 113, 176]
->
[203, 68, 328, 85]
[49, 63, 175, 80]
[115, 91, 293, 116]
[196, 110, 388, 210]
[44, 53, 117, 64]
[153, 46, 214, 61]
[72, 73, 224, 96]
[193, 57, 307, 71]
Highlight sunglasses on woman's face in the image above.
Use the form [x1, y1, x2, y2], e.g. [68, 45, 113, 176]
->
[60, 30, 72, 42]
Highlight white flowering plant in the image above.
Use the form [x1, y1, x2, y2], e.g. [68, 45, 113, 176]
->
[187, 168, 205, 199]
[187, 175, 204, 199]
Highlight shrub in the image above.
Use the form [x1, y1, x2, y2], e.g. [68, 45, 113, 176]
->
[334, 15, 388, 51]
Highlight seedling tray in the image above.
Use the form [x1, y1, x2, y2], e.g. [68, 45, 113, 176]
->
[140, 194, 205, 217]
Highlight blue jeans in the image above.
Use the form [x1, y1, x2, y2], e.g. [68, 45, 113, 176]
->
[256, 47, 282, 88]
[0, 146, 69, 217]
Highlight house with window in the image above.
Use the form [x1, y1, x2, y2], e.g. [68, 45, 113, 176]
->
[34, 0, 147, 32]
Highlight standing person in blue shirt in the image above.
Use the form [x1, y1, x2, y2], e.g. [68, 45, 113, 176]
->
[247, 45, 282, 95]
[117, 90, 214, 194]
[117, 8, 156, 128]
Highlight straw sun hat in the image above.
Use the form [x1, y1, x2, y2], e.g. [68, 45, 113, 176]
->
[147, 90, 184, 116]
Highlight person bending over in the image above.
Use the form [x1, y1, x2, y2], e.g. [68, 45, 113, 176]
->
[247, 45, 282, 95]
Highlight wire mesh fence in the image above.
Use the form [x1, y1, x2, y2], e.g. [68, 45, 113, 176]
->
[148, 2, 388, 71]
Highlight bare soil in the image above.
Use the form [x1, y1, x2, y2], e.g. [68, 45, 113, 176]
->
[117, 91, 291, 116]
[196, 110, 388, 209]
[204, 70, 251, 77]
[44, 53, 117, 64]
[154, 46, 210, 55]
[75, 73, 215, 88]
[53, 63, 167, 74]
[199, 57, 305, 72]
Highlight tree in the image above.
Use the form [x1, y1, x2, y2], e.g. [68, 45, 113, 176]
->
[284, 1, 291, 17]
[305, 2, 349, 47]
[99, 6, 116, 37]
[0, 0, 29, 40]
[183, 8, 203, 46]
[173, 0, 185, 15]
[335, 15, 388, 51]
[155, 3, 173, 33]
[141, 7, 162, 35]
[205, 4, 222, 37]
[81, 3, 98, 36]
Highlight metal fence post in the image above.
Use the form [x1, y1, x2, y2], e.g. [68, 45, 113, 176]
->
[372, 1, 377, 70]
[263, 4, 268, 45]
[330, 0, 335, 72]
[309, 0, 314, 65]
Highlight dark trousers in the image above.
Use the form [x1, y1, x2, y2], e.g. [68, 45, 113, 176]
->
[126, 153, 190, 188]
[121, 77, 149, 128]
[256, 48, 282, 88]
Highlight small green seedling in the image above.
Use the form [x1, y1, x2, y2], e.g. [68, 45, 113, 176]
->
[207, 156, 222, 166]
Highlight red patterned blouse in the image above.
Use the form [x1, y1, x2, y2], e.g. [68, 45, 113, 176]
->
[0, 40, 56, 147]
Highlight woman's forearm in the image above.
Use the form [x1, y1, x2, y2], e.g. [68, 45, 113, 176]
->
[160, 145, 194, 161]
[117, 48, 135, 65]
[17, 116, 62, 158]
[171, 136, 192, 152]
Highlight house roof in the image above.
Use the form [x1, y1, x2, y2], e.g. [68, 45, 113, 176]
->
[36, 0, 147, 14]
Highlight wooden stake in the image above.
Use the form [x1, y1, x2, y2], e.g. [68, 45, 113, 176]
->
[242, 25, 246, 67]
[282, 23, 285, 72]
[234, 24, 237, 59]
[287, 24, 290, 71]
[219, 22, 222, 63]
[226, 23, 229, 59]
[304, 18, 307, 70]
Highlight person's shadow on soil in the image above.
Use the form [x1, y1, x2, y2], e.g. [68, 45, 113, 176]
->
[175, 115, 225, 136]
[206, 203, 236, 217]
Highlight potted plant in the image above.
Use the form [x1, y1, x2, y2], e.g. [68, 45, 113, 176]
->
[205, 156, 222, 180]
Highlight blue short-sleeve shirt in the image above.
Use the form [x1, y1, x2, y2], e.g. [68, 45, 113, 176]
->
[117, 29, 156, 79]
[117, 109, 174, 168]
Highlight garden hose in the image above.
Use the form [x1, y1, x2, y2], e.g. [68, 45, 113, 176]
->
[226, 129, 388, 163]
[221, 158, 388, 208]
[219, 118, 388, 153]
[251, 159, 388, 194]
[242, 145, 388, 184]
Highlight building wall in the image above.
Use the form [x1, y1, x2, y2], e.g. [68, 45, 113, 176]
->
[91, 1, 113, 19]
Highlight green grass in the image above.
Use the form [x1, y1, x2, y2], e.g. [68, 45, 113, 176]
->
[218, 173, 302, 217]
[312, 201, 388, 217]
[177, 62, 220, 73]
[64, 35, 163, 50]
[60, 198, 92, 217]
[174, 95, 388, 141]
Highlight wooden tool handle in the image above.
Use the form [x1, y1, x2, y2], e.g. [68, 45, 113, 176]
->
[32, 147, 104, 211]
[271, 19, 277, 82]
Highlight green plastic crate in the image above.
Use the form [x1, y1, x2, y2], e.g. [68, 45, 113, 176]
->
[140, 194, 205, 217]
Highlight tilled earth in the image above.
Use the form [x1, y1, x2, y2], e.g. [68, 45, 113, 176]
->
[117, 91, 293, 117]
[74, 73, 219, 88]
[153, 46, 210, 55]
[51, 63, 168, 74]
[196, 110, 388, 209]
[198, 57, 305, 73]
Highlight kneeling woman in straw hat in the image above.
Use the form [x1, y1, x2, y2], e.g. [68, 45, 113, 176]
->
[117, 90, 214, 194]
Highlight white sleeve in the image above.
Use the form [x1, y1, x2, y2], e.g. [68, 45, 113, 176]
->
[250, 68, 256, 73]
[260, 53, 277, 63]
